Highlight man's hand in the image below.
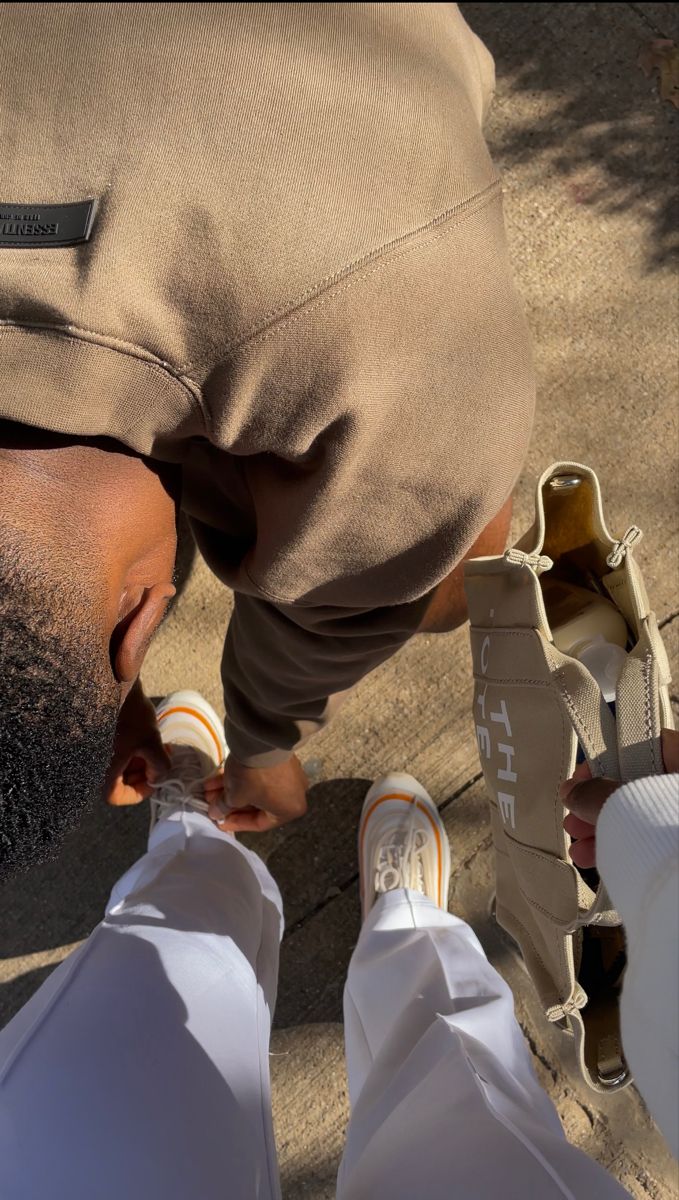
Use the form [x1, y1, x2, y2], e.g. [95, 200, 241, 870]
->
[561, 727, 679, 868]
[104, 679, 171, 807]
[203, 753, 308, 833]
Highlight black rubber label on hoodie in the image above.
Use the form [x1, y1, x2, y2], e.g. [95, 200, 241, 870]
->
[0, 199, 98, 247]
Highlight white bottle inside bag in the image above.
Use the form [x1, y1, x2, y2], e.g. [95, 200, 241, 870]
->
[542, 580, 630, 703]
[569, 636, 629, 703]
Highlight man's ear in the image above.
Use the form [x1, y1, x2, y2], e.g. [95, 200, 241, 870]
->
[111, 583, 176, 683]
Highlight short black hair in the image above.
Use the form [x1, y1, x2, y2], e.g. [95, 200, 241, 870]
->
[0, 529, 119, 880]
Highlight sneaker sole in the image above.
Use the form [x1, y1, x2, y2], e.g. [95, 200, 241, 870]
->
[359, 772, 451, 917]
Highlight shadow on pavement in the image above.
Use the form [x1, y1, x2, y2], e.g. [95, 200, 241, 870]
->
[460, 1, 679, 269]
[0, 775, 372, 1030]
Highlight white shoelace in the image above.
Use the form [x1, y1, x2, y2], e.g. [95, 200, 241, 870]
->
[148, 744, 223, 816]
[374, 802, 429, 895]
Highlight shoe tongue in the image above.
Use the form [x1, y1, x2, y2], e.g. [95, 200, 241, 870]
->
[167, 742, 215, 782]
[377, 830, 427, 894]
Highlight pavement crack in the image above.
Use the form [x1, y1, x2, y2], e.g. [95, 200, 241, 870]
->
[659, 610, 679, 630]
[574, 1096, 597, 1130]
[283, 871, 358, 941]
[518, 1020, 559, 1085]
[440, 771, 483, 814]
[462, 832, 493, 870]
[626, 1, 671, 38]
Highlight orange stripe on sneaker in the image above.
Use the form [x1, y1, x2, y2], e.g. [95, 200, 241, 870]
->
[157, 706, 223, 763]
[359, 791, 443, 908]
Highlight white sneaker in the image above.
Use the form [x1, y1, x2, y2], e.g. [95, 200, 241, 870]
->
[358, 772, 451, 921]
[149, 690, 228, 831]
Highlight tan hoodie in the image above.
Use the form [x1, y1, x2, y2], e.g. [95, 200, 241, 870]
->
[0, 3, 534, 764]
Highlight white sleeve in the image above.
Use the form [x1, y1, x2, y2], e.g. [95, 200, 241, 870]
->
[596, 772, 679, 1159]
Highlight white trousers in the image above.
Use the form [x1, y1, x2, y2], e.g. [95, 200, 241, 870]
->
[0, 811, 629, 1199]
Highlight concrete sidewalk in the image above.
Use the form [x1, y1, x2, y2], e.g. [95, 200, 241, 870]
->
[1, 4, 677, 1197]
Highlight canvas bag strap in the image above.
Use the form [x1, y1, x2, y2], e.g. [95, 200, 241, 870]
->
[518, 462, 628, 925]
[607, 548, 671, 781]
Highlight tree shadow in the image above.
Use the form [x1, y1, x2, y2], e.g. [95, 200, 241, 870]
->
[0, 794, 150, 1010]
[0, 775, 371, 1028]
[0, 770, 488, 1037]
[460, 2, 679, 269]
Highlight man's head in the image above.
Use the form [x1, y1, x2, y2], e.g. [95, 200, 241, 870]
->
[0, 422, 179, 879]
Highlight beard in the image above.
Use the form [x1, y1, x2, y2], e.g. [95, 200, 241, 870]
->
[0, 606, 118, 881]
